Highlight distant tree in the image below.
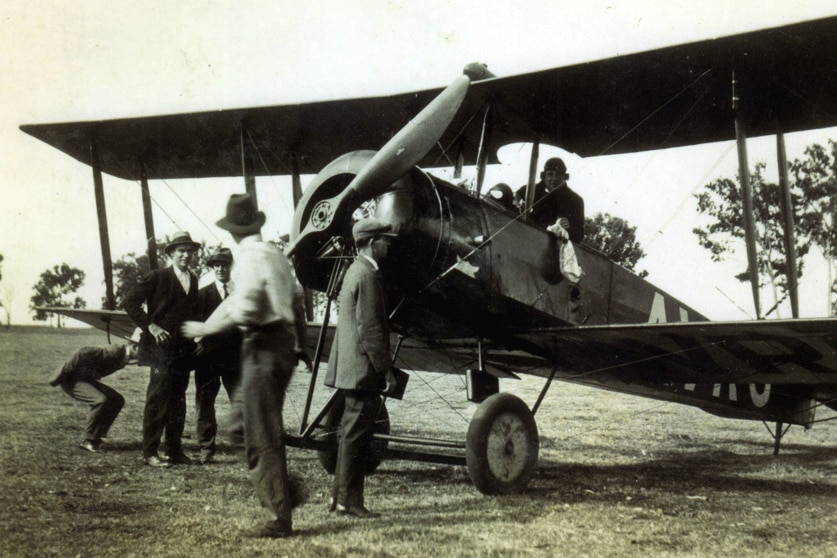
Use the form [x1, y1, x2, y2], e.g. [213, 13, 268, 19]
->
[1, 284, 14, 327]
[105, 238, 210, 308]
[787, 140, 837, 314]
[692, 148, 835, 316]
[583, 213, 648, 278]
[109, 252, 151, 310]
[30, 263, 86, 327]
[0, 253, 5, 326]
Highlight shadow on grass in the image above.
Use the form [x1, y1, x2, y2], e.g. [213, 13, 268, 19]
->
[531, 446, 837, 503]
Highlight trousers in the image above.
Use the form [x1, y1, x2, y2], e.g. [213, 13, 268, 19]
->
[195, 361, 240, 453]
[61, 380, 125, 442]
[233, 323, 296, 522]
[333, 390, 381, 508]
[142, 357, 191, 458]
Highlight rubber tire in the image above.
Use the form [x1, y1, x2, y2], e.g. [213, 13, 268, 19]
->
[466, 392, 539, 494]
[316, 392, 390, 475]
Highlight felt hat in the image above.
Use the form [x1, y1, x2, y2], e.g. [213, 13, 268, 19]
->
[351, 218, 397, 242]
[216, 193, 266, 234]
[206, 247, 233, 266]
[543, 157, 567, 174]
[165, 231, 200, 254]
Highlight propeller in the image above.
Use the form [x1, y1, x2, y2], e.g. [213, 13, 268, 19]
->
[287, 71, 472, 256]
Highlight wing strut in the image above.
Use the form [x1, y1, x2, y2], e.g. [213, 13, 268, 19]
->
[732, 69, 761, 319]
[139, 163, 159, 271]
[91, 133, 116, 310]
[776, 133, 800, 318]
[523, 141, 539, 222]
[473, 103, 493, 196]
[240, 121, 258, 206]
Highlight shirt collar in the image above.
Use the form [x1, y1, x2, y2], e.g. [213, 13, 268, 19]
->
[215, 280, 229, 296]
[171, 264, 191, 281]
[361, 254, 379, 271]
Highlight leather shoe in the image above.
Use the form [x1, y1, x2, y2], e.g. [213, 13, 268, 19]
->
[78, 440, 102, 453]
[244, 519, 292, 538]
[166, 451, 193, 465]
[336, 504, 381, 518]
[198, 450, 215, 464]
[144, 455, 172, 468]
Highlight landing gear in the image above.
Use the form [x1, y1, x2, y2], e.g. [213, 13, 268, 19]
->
[466, 392, 539, 494]
[765, 420, 791, 456]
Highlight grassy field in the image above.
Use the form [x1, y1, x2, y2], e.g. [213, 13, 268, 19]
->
[1, 327, 835, 557]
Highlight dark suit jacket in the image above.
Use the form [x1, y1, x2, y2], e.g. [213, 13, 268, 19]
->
[123, 266, 199, 367]
[325, 257, 391, 393]
[196, 282, 240, 369]
[516, 181, 585, 243]
[49, 345, 127, 387]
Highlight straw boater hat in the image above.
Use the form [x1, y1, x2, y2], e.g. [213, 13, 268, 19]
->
[165, 231, 201, 254]
[206, 247, 233, 266]
[216, 193, 266, 235]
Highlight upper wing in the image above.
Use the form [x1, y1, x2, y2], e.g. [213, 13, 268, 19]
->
[466, 15, 837, 158]
[20, 16, 837, 180]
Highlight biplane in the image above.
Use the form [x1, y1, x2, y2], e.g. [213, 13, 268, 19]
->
[23, 15, 837, 494]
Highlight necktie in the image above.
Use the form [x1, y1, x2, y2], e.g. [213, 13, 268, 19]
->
[223, 284, 228, 299]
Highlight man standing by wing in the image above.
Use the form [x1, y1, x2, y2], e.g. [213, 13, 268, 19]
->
[124, 231, 201, 468]
[326, 218, 397, 519]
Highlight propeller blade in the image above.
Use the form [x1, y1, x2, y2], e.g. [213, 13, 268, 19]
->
[287, 72, 471, 257]
[346, 73, 471, 200]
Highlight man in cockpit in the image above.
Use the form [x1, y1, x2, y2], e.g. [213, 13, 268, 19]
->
[515, 157, 585, 243]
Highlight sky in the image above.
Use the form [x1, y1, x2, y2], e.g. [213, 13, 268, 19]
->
[1, 0, 837, 326]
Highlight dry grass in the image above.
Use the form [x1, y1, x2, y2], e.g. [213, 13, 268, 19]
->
[1, 327, 835, 557]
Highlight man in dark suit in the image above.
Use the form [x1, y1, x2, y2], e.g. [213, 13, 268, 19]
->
[515, 157, 585, 243]
[325, 218, 398, 519]
[124, 231, 201, 467]
[194, 247, 240, 464]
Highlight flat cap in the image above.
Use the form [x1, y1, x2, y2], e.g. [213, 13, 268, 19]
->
[352, 218, 397, 242]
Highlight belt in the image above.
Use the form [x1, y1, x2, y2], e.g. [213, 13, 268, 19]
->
[247, 320, 291, 333]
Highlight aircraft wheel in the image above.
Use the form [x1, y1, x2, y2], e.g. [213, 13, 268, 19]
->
[466, 392, 539, 494]
[316, 393, 390, 475]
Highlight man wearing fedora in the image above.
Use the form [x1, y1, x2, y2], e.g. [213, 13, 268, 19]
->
[182, 194, 309, 538]
[325, 217, 398, 519]
[193, 246, 241, 464]
[124, 231, 201, 467]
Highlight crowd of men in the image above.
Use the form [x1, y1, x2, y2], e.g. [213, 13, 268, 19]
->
[50, 158, 581, 538]
[50, 193, 398, 538]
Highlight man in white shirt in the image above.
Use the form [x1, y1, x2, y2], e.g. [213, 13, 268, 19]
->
[182, 194, 309, 538]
